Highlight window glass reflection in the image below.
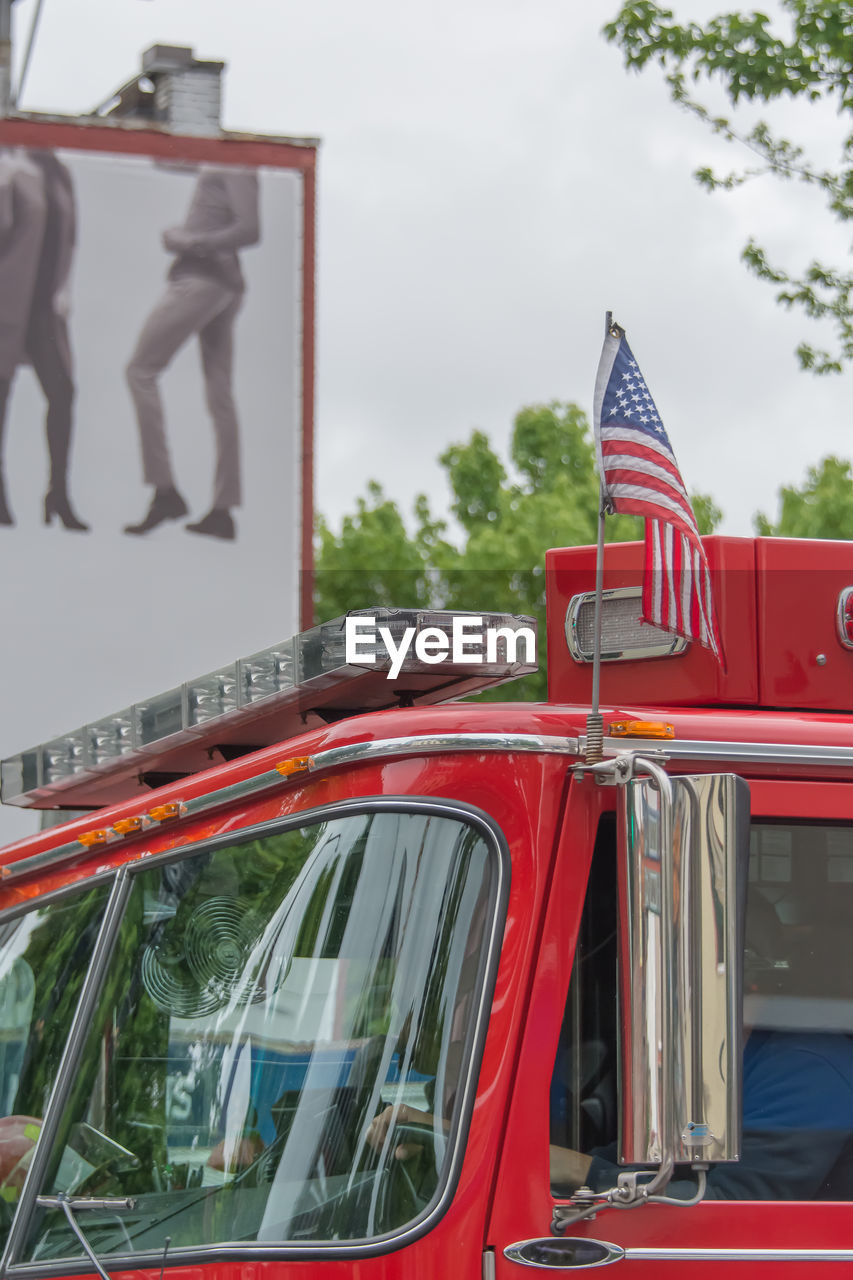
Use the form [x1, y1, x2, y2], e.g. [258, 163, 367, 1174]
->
[0, 885, 110, 1247]
[23, 809, 494, 1260]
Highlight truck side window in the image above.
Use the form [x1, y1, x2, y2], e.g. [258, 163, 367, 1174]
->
[550, 815, 618, 1159]
[551, 815, 853, 1202]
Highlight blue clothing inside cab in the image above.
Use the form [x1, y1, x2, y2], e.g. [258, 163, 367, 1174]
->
[585, 1030, 853, 1201]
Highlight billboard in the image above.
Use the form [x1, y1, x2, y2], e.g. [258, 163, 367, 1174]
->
[0, 117, 316, 843]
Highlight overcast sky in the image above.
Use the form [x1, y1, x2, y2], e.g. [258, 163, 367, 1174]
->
[14, 0, 851, 541]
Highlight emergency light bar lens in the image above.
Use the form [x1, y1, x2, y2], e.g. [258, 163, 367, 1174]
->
[88, 711, 134, 764]
[0, 753, 33, 799]
[134, 688, 186, 749]
[0, 606, 537, 809]
[566, 587, 688, 663]
[239, 642, 295, 704]
[42, 732, 88, 784]
[187, 664, 239, 726]
[298, 622, 342, 681]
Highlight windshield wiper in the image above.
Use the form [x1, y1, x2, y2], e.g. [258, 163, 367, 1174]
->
[35, 1195, 135, 1280]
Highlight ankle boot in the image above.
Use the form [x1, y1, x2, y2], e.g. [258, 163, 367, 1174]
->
[44, 488, 89, 532]
[0, 474, 13, 527]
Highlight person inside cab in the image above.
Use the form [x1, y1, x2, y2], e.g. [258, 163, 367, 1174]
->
[549, 820, 853, 1202]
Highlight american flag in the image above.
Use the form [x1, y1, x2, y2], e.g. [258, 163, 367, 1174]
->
[593, 321, 724, 667]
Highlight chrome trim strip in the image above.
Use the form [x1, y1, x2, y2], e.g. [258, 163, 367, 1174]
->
[0, 766, 288, 884]
[626, 1247, 853, 1262]
[180, 767, 290, 815]
[12, 726, 853, 888]
[305, 732, 580, 774]
[1, 834, 106, 883]
[11, 1241, 853, 1277]
[601, 736, 853, 769]
[1, 868, 130, 1276]
[1, 734, 579, 884]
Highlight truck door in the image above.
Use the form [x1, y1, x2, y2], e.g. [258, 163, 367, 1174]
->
[488, 777, 853, 1276]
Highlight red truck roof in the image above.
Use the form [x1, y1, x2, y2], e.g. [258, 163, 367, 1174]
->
[547, 536, 853, 713]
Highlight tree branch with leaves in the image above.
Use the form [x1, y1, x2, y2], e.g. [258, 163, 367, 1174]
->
[604, 0, 853, 373]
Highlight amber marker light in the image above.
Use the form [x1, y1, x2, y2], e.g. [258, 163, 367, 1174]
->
[148, 802, 184, 822]
[112, 816, 147, 836]
[78, 829, 110, 847]
[610, 720, 675, 740]
[275, 756, 313, 778]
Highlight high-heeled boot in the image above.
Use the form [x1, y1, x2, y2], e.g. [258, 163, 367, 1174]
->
[44, 488, 89, 532]
[0, 473, 13, 527]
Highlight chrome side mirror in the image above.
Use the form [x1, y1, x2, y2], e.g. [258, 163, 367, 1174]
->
[618, 769, 750, 1169]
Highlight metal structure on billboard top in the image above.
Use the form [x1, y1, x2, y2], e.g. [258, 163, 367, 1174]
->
[0, 609, 537, 811]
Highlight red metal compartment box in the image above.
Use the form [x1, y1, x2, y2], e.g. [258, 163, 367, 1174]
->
[756, 537, 853, 712]
[545, 537, 758, 709]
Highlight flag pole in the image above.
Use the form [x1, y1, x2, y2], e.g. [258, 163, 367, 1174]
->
[587, 484, 606, 756]
[586, 311, 612, 765]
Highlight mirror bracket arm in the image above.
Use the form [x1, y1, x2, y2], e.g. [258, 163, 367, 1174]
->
[572, 750, 669, 786]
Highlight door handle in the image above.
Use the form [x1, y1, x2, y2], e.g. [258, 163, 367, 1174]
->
[504, 1237, 624, 1268]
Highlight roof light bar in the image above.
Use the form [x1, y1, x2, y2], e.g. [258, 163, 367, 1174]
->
[565, 587, 687, 663]
[1, 608, 536, 811]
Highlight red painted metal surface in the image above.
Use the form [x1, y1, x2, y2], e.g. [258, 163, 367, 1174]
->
[8, 529, 853, 1274]
[545, 536, 759, 707]
[546, 533, 853, 714]
[9, 688, 853, 899]
[0, 746, 572, 1278]
[0, 116, 317, 173]
[756, 537, 853, 711]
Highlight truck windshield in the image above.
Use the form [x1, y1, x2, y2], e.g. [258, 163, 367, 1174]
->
[16, 807, 496, 1264]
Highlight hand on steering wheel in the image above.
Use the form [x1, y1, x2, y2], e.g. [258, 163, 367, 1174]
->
[366, 1103, 435, 1162]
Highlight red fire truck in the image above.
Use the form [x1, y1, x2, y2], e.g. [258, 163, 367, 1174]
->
[0, 534, 852, 1278]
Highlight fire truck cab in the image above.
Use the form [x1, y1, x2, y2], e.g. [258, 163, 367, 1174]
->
[0, 535, 852, 1278]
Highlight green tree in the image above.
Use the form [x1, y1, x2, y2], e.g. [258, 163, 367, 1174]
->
[315, 402, 721, 700]
[314, 480, 435, 617]
[755, 454, 853, 537]
[604, 1, 853, 373]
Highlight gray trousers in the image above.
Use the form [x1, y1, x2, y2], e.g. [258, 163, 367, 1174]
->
[126, 276, 243, 509]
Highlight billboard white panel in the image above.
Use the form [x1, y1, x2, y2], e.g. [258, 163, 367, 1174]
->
[0, 122, 315, 843]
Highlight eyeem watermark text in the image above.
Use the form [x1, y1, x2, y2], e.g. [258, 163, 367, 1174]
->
[345, 615, 537, 680]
